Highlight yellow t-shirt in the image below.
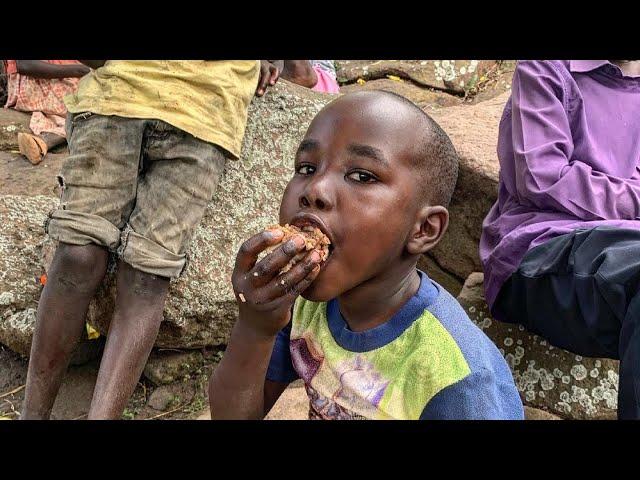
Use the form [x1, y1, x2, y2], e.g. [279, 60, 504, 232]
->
[65, 60, 260, 159]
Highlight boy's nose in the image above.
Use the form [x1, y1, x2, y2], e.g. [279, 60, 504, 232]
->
[299, 177, 333, 210]
[300, 196, 327, 209]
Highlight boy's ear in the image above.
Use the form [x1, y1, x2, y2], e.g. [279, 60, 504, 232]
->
[406, 205, 449, 255]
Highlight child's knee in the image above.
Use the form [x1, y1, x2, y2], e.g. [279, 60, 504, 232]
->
[118, 260, 170, 298]
[53, 243, 108, 291]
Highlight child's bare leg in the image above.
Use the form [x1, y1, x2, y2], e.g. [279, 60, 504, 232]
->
[41, 132, 66, 151]
[21, 243, 109, 419]
[87, 261, 170, 419]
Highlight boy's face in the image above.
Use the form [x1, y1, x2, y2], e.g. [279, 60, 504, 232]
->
[279, 94, 428, 302]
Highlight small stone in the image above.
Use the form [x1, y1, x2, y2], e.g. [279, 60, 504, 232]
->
[147, 386, 177, 411]
[143, 350, 204, 386]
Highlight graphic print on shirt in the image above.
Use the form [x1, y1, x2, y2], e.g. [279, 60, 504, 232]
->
[289, 298, 471, 420]
[291, 333, 390, 419]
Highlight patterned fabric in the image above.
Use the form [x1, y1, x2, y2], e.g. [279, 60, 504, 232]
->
[290, 298, 470, 419]
[3, 60, 82, 137]
[310, 60, 337, 79]
[311, 66, 340, 94]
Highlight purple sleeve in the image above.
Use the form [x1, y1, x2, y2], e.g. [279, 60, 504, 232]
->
[510, 60, 640, 221]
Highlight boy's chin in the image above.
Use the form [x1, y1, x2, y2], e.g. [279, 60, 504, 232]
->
[300, 280, 336, 303]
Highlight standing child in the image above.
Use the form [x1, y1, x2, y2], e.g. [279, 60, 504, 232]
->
[20, 60, 280, 420]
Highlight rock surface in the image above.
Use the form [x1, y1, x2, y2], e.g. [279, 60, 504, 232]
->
[0, 82, 508, 353]
[428, 93, 508, 280]
[336, 60, 498, 95]
[143, 350, 204, 386]
[457, 272, 619, 420]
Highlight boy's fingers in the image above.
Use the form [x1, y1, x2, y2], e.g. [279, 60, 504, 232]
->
[260, 249, 322, 301]
[248, 235, 308, 287]
[234, 229, 285, 274]
[270, 66, 280, 85]
[256, 64, 270, 96]
[280, 261, 322, 303]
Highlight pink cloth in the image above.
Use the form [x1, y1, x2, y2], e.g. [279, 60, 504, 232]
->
[3, 60, 82, 137]
[311, 66, 340, 94]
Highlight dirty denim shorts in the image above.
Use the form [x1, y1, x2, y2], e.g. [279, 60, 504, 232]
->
[45, 112, 227, 279]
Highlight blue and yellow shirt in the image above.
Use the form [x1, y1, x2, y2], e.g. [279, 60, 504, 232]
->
[267, 271, 523, 420]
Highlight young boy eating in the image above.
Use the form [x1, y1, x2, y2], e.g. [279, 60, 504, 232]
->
[208, 91, 524, 420]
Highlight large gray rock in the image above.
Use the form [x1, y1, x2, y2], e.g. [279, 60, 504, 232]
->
[0, 195, 102, 362]
[417, 254, 463, 297]
[0, 195, 56, 355]
[340, 78, 462, 111]
[336, 60, 498, 95]
[0, 109, 29, 151]
[428, 93, 508, 280]
[0, 81, 505, 353]
[457, 272, 619, 420]
[524, 406, 562, 420]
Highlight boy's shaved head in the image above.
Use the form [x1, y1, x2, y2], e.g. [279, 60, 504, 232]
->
[373, 90, 459, 207]
[321, 90, 459, 207]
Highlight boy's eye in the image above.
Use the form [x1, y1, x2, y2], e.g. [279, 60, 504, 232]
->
[296, 164, 316, 175]
[347, 171, 377, 183]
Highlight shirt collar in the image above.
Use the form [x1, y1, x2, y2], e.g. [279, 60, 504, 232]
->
[569, 60, 609, 73]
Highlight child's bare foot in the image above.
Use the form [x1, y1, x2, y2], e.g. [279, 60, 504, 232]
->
[17, 132, 48, 165]
[17, 132, 66, 165]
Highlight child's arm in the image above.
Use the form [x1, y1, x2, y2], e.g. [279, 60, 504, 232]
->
[78, 60, 107, 69]
[509, 60, 640, 221]
[280, 61, 318, 88]
[208, 228, 322, 419]
[208, 319, 289, 419]
[15, 61, 90, 79]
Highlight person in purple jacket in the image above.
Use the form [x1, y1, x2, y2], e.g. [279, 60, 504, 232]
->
[481, 60, 640, 419]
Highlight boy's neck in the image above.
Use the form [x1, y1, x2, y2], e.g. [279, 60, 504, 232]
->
[336, 262, 422, 333]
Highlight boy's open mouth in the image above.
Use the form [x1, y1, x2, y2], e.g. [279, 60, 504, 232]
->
[290, 214, 335, 258]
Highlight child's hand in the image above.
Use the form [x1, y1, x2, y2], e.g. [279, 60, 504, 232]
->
[256, 60, 280, 97]
[232, 228, 322, 337]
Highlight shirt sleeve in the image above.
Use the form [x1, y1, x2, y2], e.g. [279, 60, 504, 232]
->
[265, 321, 299, 383]
[509, 60, 640, 221]
[419, 369, 524, 420]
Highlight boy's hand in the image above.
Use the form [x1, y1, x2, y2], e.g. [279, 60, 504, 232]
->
[232, 228, 322, 337]
[255, 60, 280, 97]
